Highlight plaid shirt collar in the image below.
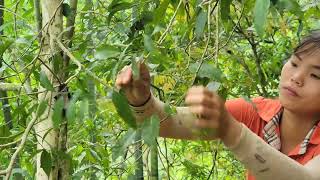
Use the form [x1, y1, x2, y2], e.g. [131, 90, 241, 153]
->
[263, 109, 318, 155]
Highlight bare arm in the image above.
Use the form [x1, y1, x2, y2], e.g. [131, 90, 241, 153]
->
[116, 63, 320, 179]
[131, 94, 320, 180]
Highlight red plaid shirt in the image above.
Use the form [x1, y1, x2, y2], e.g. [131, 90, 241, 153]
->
[226, 97, 320, 180]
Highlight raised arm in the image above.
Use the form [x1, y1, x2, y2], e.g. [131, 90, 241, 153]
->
[131, 94, 320, 180]
[115, 63, 230, 140]
[116, 63, 320, 180]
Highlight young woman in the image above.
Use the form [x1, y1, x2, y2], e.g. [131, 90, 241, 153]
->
[115, 32, 320, 180]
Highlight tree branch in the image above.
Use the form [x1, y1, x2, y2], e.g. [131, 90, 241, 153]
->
[0, 116, 38, 178]
[157, 0, 183, 44]
[0, 83, 24, 91]
[34, 0, 42, 41]
[55, 39, 110, 88]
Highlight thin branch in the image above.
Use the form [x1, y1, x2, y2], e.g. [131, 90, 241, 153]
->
[55, 39, 110, 88]
[0, 139, 21, 148]
[0, 115, 38, 178]
[191, 1, 219, 85]
[34, 0, 42, 41]
[214, 2, 219, 65]
[0, 87, 65, 101]
[0, 83, 23, 91]
[13, 0, 21, 38]
[0, 7, 25, 20]
[157, 0, 183, 44]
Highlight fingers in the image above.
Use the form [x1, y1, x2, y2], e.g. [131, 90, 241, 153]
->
[185, 86, 224, 129]
[115, 66, 132, 90]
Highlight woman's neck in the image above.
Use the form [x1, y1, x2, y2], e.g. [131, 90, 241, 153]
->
[280, 109, 318, 147]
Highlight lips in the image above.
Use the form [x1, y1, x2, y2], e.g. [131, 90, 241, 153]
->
[282, 86, 300, 97]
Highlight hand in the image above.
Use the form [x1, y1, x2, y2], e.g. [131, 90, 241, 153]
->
[115, 62, 151, 106]
[185, 86, 241, 146]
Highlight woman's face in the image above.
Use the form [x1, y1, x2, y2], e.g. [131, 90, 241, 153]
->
[279, 52, 320, 115]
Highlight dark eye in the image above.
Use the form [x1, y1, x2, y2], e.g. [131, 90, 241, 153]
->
[311, 74, 320, 79]
[291, 61, 298, 67]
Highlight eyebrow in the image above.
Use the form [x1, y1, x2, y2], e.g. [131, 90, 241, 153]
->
[312, 65, 320, 70]
[293, 54, 320, 69]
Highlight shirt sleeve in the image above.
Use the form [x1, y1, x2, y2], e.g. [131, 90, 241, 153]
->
[228, 123, 320, 180]
[225, 97, 262, 129]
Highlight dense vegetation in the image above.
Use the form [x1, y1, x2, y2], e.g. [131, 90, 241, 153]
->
[0, 0, 319, 179]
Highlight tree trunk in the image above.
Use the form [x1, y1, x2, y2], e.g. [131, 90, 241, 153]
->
[34, 0, 64, 179]
[0, 0, 13, 130]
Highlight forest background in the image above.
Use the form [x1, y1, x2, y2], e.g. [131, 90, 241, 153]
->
[0, 0, 319, 179]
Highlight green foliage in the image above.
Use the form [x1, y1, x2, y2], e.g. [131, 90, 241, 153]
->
[94, 44, 120, 60]
[52, 97, 64, 129]
[195, 9, 207, 40]
[39, 72, 55, 91]
[112, 128, 137, 161]
[254, 0, 270, 38]
[62, 3, 72, 17]
[112, 90, 137, 129]
[36, 100, 48, 118]
[141, 115, 160, 147]
[0, 0, 317, 179]
[40, 150, 52, 177]
[107, 0, 134, 24]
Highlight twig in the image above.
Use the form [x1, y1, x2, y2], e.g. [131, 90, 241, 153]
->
[214, 2, 219, 65]
[0, 7, 25, 20]
[0, 139, 21, 148]
[0, 115, 38, 178]
[55, 39, 111, 88]
[157, 0, 183, 44]
[0, 86, 67, 101]
[13, 0, 21, 38]
[0, 83, 23, 91]
[191, 1, 218, 85]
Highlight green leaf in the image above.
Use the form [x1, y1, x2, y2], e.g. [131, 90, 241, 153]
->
[51, 53, 64, 74]
[131, 57, 140, 81]
[195, 9, 207, 39]
[40, 71, 55, 91]
[206, 81, 221, 92]
[189, 63, 223, 81]
[164, 104, 177, 116]
[144, 34, 155, 52]
[66, 91, 80, 123]
[62, 3, 72, 17]
[79, 100, 88, 121]
[141, 115, 160, 147]
[0, 125, 12, 144]
[253, 0, 270, 38]
[276, 0, 303, 17]
[107, 1, 133, 24]
[89, 148, 101, 162]
[52, 97, 64, 129]
[112, 128, 137, 161]
[111, 90, 137, 129]
[36, 100, 48, 118]
[11, 168, 29, 178]
[94, 45, 120, 60]
[40, 150, 52, 177]
[0, 38, 13, 56]
[220, 0, 232, 22]
[154, 0, 169, 24]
